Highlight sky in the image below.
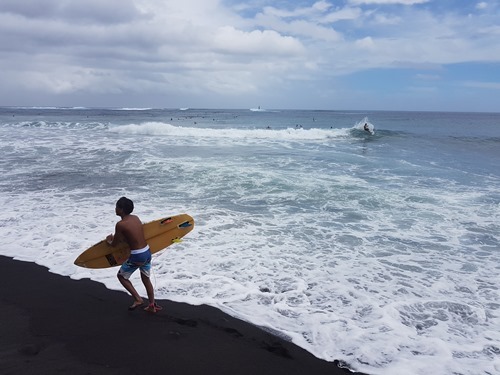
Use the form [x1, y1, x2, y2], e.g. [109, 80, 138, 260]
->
[0, 0, 499, 111]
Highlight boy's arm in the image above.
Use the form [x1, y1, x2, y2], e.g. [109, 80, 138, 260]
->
[106, 222, 124, 246]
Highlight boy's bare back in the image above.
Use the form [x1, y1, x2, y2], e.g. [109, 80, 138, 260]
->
[116, 214, 147, 250]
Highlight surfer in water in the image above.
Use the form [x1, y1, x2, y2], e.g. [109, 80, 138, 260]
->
[364, 123, 370, 132]
[107, 197, 161, 313]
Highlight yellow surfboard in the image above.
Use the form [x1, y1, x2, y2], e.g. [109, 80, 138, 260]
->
[74, 214, 194, 269]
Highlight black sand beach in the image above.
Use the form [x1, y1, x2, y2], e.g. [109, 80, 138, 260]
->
[1, 256, 365, 375]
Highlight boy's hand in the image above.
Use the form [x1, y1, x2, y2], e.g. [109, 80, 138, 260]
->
[106, 234, 114, 245]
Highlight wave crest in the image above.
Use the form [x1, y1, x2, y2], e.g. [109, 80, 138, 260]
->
[109, 122, 350, 141]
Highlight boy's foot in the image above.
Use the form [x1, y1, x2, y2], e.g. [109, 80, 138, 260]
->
[144, 303, 163, 313]
[128, 300, 144, 310]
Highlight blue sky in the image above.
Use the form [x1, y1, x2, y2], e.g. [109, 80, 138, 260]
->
[0, 0, 499, 111]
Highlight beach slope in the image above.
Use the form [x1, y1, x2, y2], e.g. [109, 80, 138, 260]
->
[0, 256, 365, 375]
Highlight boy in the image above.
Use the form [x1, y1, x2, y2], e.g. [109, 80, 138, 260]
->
[107, 197, 161, 312]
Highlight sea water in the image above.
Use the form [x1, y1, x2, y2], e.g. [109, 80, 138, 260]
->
[0, 107, 499, 375]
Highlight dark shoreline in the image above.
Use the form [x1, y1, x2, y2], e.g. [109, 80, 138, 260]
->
[0, 255, 366, 374]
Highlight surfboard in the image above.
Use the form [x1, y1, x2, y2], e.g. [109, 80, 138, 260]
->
[74, 214, 194, 269]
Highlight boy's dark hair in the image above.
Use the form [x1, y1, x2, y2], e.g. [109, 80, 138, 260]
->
[116, 197, 134, 215]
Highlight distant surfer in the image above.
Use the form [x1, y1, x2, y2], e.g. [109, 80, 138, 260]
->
[364, 123, 370, 132]
[107, 197, 161, 313]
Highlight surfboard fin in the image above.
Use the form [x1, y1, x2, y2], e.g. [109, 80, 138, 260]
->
[179, 221, 192, 228]
[160, 217, 173, 225]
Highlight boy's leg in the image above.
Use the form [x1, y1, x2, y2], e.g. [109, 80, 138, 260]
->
[117, 260, 144, 308]
[140, 272, 155, 306]
[118, 274, 144, 306]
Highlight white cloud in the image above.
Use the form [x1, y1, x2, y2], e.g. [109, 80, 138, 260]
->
[321, 6, 363, 23]
[355, 36, 376, 49]
[372, 12, 402, 25]
[212, 26, 304, 55]
[476, 2, 488, 10]
[349, 0, 429, 4]
[260, 2, 328, 19]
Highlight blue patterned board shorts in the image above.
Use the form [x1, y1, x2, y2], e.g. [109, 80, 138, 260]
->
[118, 246, 152, 280]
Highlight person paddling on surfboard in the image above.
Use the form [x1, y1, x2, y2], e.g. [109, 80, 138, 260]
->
[106, 197, 162, 313]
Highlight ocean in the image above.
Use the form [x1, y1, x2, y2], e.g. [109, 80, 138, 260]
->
[0, 107, 499, 375]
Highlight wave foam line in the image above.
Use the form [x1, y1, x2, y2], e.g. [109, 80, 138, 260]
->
[109, 122, 350, 140]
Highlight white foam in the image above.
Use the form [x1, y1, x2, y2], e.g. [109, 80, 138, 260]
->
[354, 116, 375, 134]
[117, 107, 153, 111]
[109, 121, 350, 143]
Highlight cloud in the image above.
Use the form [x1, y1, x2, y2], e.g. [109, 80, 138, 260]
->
[476, 2, 488, 10]
[462, 81, 500, 90]
[0, 0, 143, 24]
[260, 1, 332, 19]
[0, 0, 499, 110]
[212, 26, 304, 55]
[349, 0, 429, 4]
[355, 36, 376, 49]
[415, 73, 441, 81]
[253, 2, 349, 42]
